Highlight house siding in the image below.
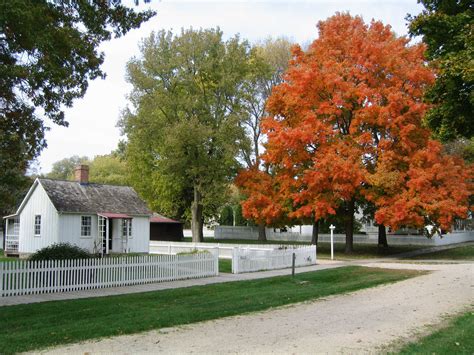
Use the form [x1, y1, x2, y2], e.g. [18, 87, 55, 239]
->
[19, 183, 59, 253]
[58, 214, 99, 252]
[109, 218, 126, 253]
[59, 215, 150, 254]
[127, 217, 150, 253]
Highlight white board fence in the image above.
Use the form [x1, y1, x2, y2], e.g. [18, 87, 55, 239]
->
[149, 241, 302, 259]
[0, 252, 218, 297]
[232, 246, 317, 274]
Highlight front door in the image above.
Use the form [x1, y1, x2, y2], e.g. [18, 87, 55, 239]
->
[108, 219, 113, 252]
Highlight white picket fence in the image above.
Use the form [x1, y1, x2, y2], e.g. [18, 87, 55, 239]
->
[0, 252, 219, 297]
[149, 241, 300, 259]
[232, 246, 317, 274]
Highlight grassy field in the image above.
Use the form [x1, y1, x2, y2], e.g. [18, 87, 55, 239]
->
[0, 253, 17, 262]
[407, 244, 474, 260]
[398, 310, 474, 354]
[185, 238, 427, 259]
[0, 266, 423, 353]
[313, 243, 425, 259]
[219, 258, 232, 273]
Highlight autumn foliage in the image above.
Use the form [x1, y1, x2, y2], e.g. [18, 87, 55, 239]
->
[235, 168, 286, 226]
[371, 141, 472, 231]
[237, 13, 472, 248]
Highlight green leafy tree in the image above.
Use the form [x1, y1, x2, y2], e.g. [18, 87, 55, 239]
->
[0, 165, 31, 218]
[121, 28, 253, 241]
[408, 0, 473, 141]
[233, 204, 248, 226]
[46, 152, 128, 185]
[240, 37, 293, 168]
[46, 156, 90, 180]
[443, 137, 474, 163]
[89, 153, 129, 186]
[0, 0, 154, 217]
[219, 205, 234, 226]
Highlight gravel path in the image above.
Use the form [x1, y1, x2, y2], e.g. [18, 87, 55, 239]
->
[38, 262, 474, 354]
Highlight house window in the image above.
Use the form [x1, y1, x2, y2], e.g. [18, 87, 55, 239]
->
[81, 216, 92, 237]
[34, 215, 41, 236]
[122, 219, 132, 238]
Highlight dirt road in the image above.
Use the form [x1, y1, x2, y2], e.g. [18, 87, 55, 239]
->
[40, 262, 474, 354]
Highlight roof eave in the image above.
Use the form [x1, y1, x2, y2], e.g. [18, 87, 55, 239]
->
[3, 213, 18, 219]
[14, 178, 40, 215]
[58, 211, 152, 217]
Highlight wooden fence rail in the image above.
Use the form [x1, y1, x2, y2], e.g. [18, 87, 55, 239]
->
[0, 252, 219, 297]
[149, 241, 305, 259]
[232, 246, 317, 274]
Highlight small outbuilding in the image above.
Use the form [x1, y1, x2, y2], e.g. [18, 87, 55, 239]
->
[150, 214, 184, 241]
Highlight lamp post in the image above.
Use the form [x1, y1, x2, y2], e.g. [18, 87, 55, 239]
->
[329, 224, 335, 260]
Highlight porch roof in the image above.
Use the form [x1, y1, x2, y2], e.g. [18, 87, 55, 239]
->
[98, 212, 131, 219]
[3, 214, 18, 219]
[150, 213, 182, 224]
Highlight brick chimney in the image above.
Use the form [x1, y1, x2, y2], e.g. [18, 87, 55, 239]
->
[74, 165, 89, 184]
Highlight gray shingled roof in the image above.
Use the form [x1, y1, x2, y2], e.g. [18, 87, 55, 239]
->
[38, 179, 152, 215]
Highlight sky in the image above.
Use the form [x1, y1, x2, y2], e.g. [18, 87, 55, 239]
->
[36, 0, 424, 174]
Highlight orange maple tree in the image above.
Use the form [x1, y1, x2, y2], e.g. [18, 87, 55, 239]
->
[236, 13, 472, 252]
[369, 140, 472, 233]
[235, 168, 286, 226]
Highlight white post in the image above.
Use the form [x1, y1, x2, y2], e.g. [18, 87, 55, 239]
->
[0, 262, 3, 297]
[232, 247, 237, 274]
[105, 218, 109, 255]
[125, 220, 129, 253]
[214, 247, 219, 275]
[329, 224, 335, 260]
[4, 218, 8, 251]
[98, 216, 104, 257]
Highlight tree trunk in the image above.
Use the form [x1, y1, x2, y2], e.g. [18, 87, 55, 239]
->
[344, 199, 355, 253]
[257, 223, 267, 242]
[191, 186, 204, 242]
[311, 220, 319, 245]
[378, 224, 388, 248]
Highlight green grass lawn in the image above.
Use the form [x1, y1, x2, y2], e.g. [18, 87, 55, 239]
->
[313, 243, 425, 260]
[407, 244, 474, 260]
[219, 258, 232, 273]
[0, 266, 423, 353]
[0, 253, 17, 262]
[398, 310, 474, 354]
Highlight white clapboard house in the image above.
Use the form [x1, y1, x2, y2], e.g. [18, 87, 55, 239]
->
[3, 165, 151, 257]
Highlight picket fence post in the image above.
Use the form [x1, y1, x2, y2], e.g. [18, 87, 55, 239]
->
[213, 247, 219, 275]
[232, 247, 238, 274]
